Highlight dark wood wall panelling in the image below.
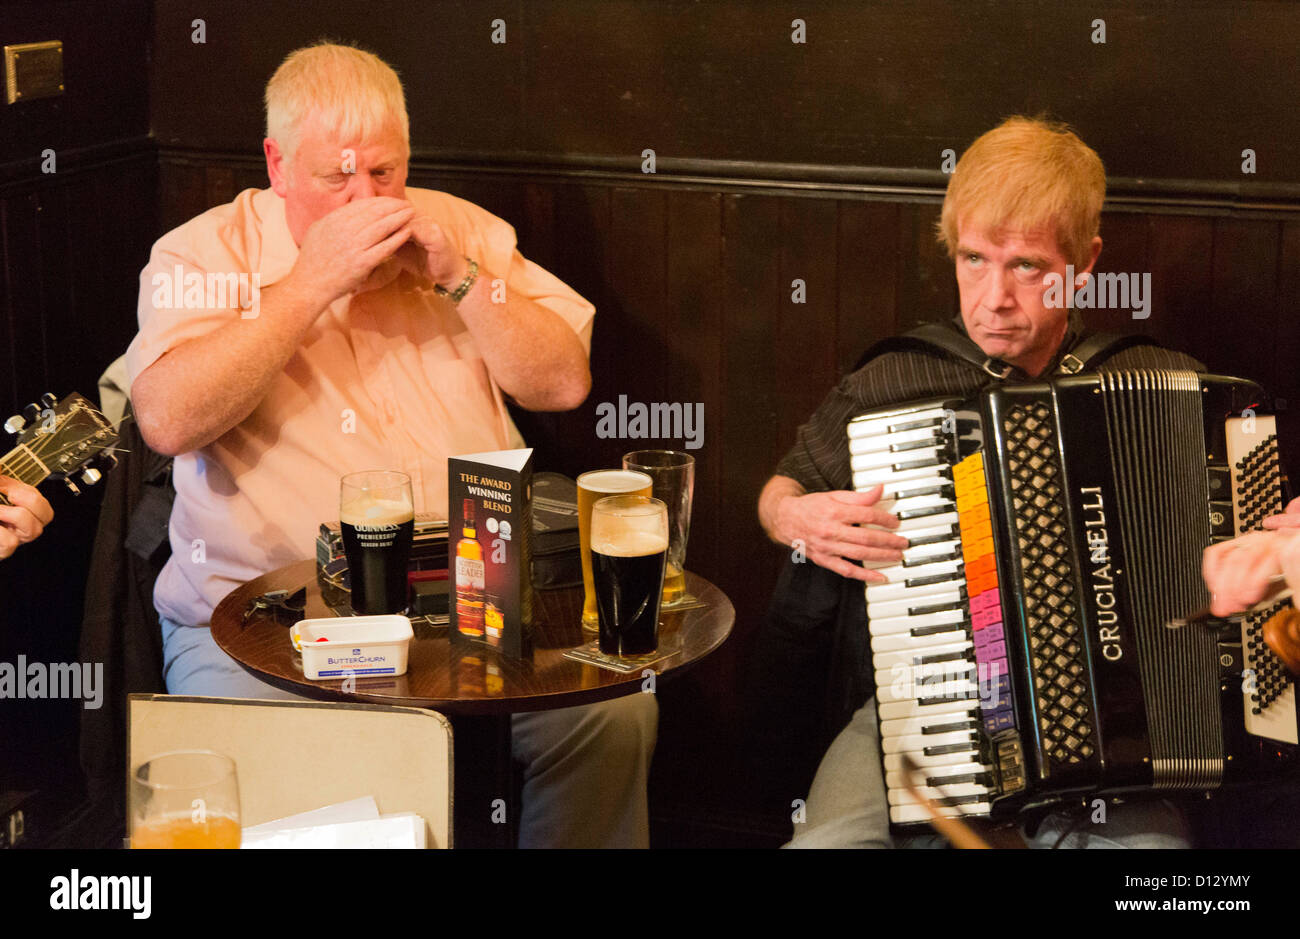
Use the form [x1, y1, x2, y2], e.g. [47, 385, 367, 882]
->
[0, 1, 155, 800]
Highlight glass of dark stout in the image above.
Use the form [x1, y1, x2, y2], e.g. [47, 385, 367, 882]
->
[339, 470, 415, 615]
[589, 494, 668, 656]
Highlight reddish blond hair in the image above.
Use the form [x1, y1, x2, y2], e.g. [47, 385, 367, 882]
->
[938, 117, 1105, 269]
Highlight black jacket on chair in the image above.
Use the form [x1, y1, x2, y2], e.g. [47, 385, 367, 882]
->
[77, 405, 172, 824]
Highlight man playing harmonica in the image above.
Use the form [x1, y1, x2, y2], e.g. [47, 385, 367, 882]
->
[128, 43, 655, 848]
[0, 475, 52, 560]
[758, 117, 1199, 848]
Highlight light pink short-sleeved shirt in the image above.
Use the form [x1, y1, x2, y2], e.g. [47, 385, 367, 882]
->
[126, 186, 594, 626]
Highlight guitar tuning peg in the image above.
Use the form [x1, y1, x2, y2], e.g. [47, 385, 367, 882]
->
[64, 478, 81, 495]
[22, 404, 40, 424]
[3, 414, 25, 434]
[80, 468, 102, 486]
[39, 393, 57, 409]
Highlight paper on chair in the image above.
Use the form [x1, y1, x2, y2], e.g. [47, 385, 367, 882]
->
[241, 813, 425, 849]
[242, 795, 380, 835]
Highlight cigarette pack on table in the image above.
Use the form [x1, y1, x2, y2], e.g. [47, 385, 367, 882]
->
[448, 448, 533, 658]
[290, 615, 414, 680]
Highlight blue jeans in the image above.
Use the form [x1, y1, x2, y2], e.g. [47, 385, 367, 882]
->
[784, 697, 1192, 849]
[159, 617, 658, 848]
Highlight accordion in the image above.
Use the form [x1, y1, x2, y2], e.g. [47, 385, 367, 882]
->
[847, 369, 1297, 825]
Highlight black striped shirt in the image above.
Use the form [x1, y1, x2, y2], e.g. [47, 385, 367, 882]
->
[775, 323, 1205, 493]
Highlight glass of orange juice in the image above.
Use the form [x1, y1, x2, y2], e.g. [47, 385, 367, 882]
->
[130, 750, 241, 849]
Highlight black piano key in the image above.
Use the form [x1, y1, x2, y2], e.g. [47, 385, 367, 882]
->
[892, 482, 955, 501]
[922, 719, 979, 735]
[922, 740, 977, 756]
[918, 649, 973, 665]
[892, 457, 945, 472]
[903, 549, 961, 568]
[888, 417, 946, 433]
[910, 621, 970, 638]
[896, 504, 955, 521]
[889, 436, 940, 453]
[908, 599, 966, 616]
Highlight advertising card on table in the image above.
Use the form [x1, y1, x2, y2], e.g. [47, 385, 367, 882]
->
[448, 448, 534, 657]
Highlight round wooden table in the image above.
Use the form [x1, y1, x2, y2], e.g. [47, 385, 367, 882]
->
[210, 559, 734, 846]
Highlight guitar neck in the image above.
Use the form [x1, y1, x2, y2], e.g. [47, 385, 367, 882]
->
[0, 445, 49, 488]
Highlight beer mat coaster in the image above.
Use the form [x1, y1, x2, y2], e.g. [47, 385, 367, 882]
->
[561, 638, 682, 673]
[661, 593, 707, 612]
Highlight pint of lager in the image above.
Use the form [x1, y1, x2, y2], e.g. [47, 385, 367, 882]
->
[340, 470, 415, 615]
[590, 494, 668, 656]
[577, 470, 652, 629]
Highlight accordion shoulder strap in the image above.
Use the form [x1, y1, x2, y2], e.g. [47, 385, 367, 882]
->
[851, 320, 1165, 379]
[1059, 331, 1164, 374]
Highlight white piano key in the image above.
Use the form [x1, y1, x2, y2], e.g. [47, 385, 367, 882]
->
[880, 715, 981, 744]
[879, 473, 952, 501]
[848, 426, 943, 456]
[878, 659, 976, 694]
[863, 539, 961, 571]
[872, 638, 974, 673]
[864, 573, 965, 604]
[885, 759, 988, 790]
[867, 588, 964, 620]
[892, 510, 960, 534]
[848, 406, 951, 440]
[871, 625, 969, 654]
[867, 557, 964, 585]
[854, 464, 948, 491]
[877, 675, 977, 705]
[868, 608, 966, 638]
[851, 444, 945, 473]
[889, 802, 991, 824]
[883, 746, 980, 771]
[878, 694, 981, 723]
[881, 729, 978, 754]
[887, 781, 992, 806]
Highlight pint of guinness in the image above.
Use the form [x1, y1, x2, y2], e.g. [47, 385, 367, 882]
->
[589, 494, 668, 656]
[340, 470, 415, 615]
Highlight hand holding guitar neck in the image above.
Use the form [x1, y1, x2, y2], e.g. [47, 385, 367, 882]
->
[0, 392, 120, 559]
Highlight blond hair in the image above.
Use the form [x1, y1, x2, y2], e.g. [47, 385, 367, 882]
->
[937, 117, 1105, 269]
[265, 43, 409, 166]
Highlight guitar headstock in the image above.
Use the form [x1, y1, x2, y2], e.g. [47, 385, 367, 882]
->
[3, 392, 120, 494]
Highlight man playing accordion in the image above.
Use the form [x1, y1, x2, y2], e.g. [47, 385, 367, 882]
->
[758, 117, 1200, 848]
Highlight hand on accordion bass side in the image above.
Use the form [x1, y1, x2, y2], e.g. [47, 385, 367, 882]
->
[1262, 495, 1300, 530]
[1201, 529, 1300, 619]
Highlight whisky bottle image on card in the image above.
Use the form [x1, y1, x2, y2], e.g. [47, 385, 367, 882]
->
[455, 497, 485, 636]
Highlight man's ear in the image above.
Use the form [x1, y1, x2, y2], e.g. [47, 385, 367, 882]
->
[265, 138, 289, 197]
[1075, 236, 1104, 282]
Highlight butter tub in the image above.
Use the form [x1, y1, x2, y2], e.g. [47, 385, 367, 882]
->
[290, 615, 414, 680]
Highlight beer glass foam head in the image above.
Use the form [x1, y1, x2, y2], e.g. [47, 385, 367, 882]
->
[339, 496, 414, 525]
[579, 469, 653, 494]
[590, 496, 668, 556]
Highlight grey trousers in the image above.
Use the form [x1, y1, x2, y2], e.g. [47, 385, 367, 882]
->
[785, 697, 1192, 849]
[160, 617, 658, 848]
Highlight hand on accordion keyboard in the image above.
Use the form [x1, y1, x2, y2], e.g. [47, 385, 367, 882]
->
[768, 482, 907, 582]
